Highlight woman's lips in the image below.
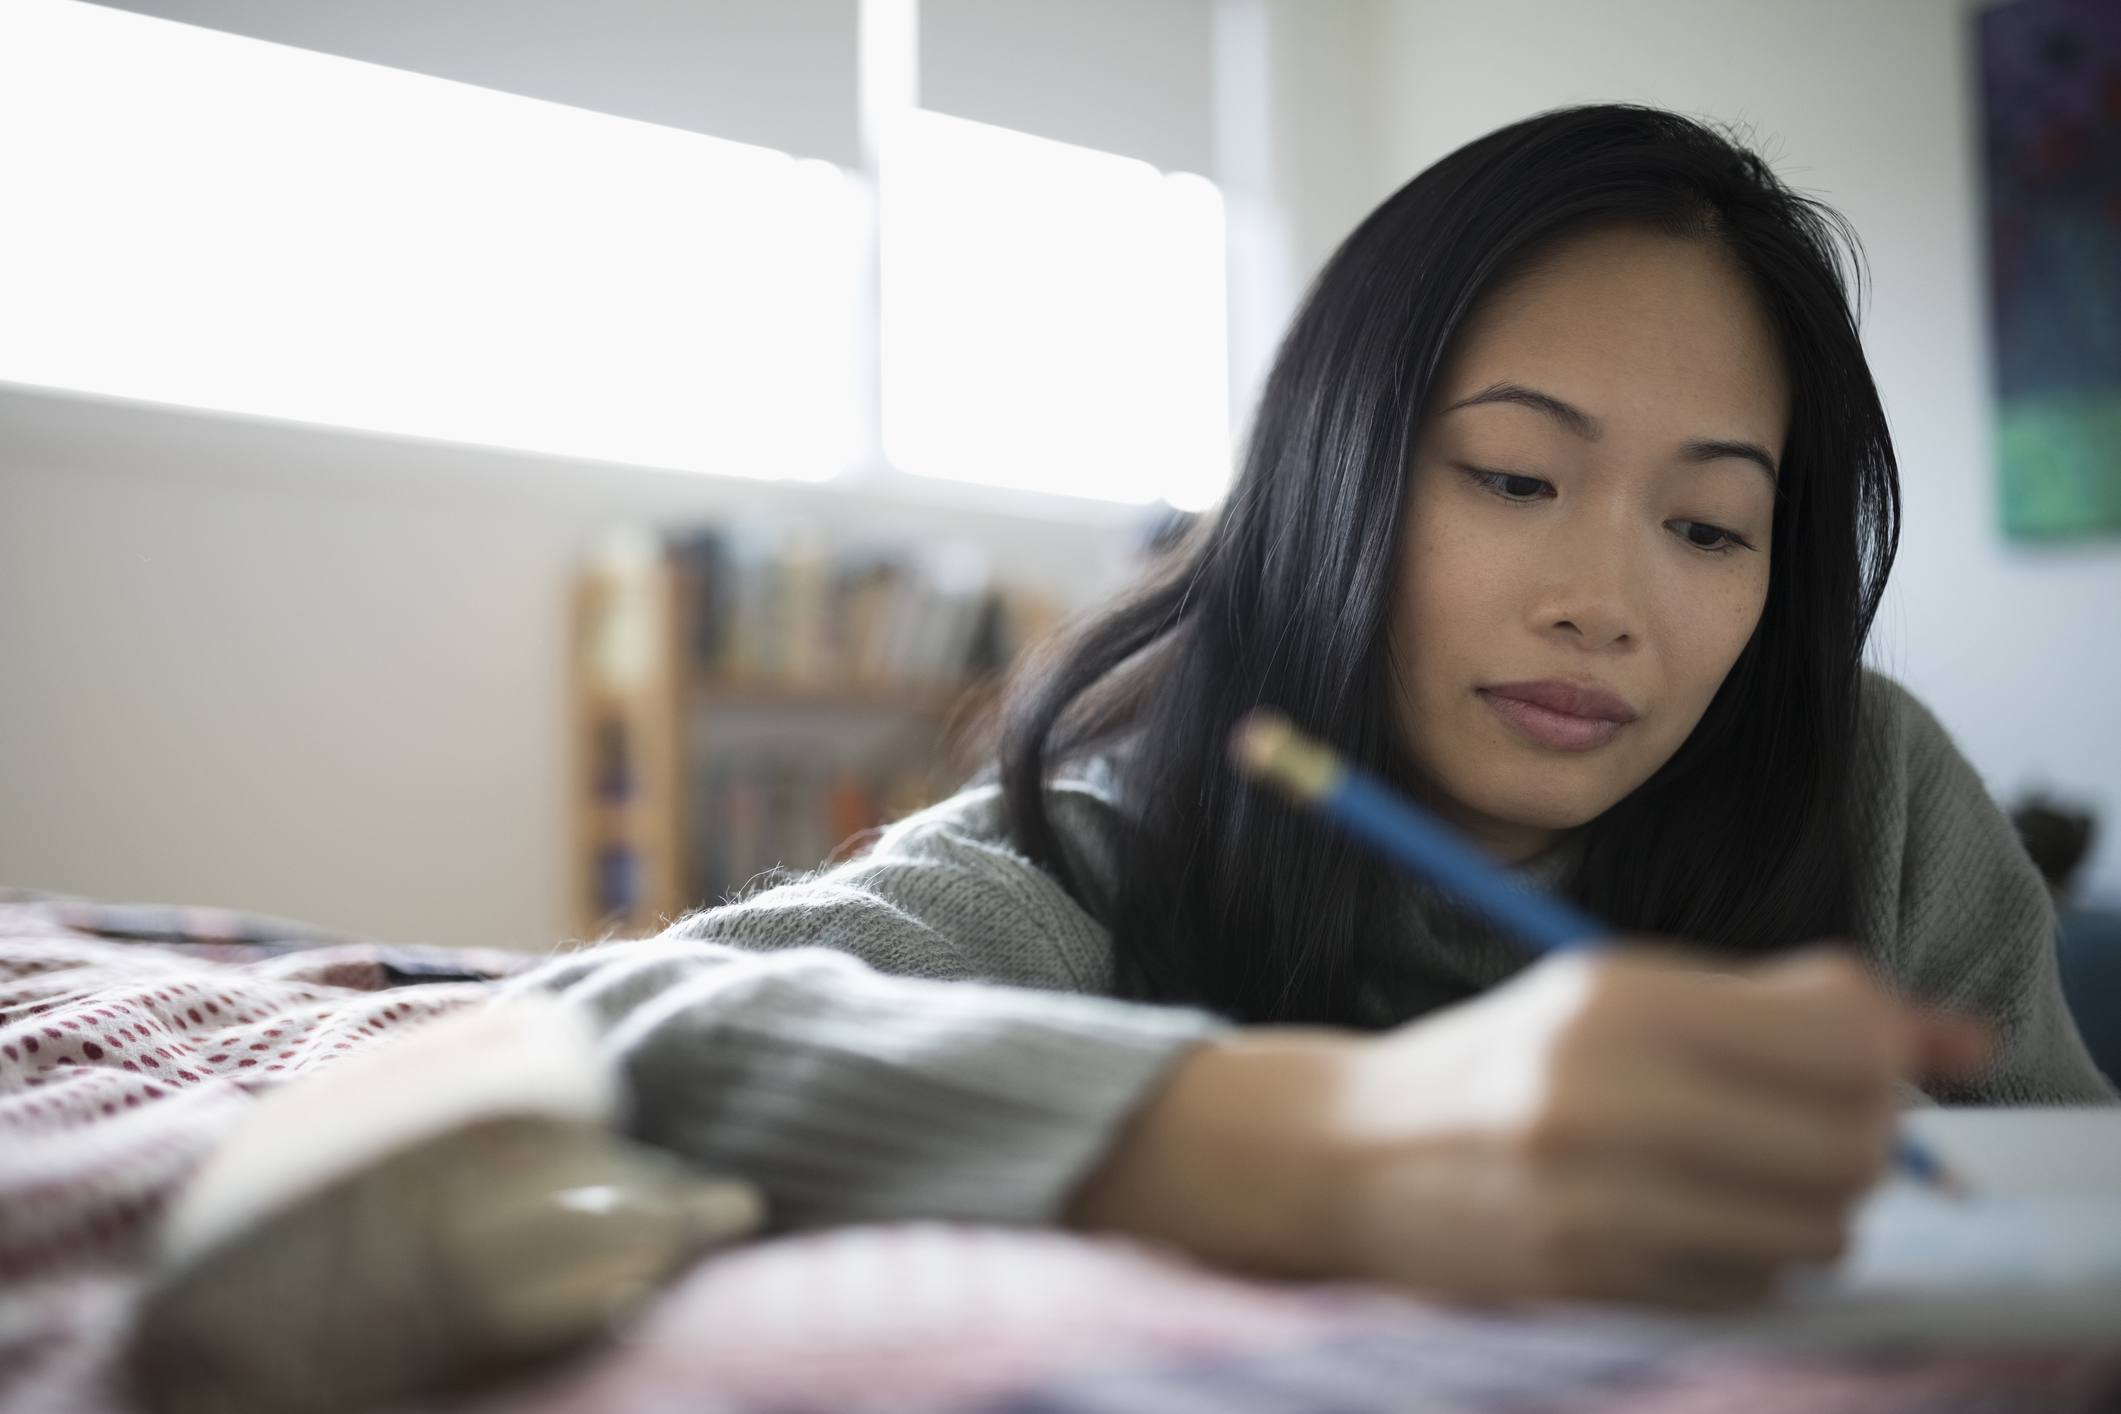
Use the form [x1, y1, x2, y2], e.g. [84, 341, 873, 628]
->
[1478, 689, 1630, 752]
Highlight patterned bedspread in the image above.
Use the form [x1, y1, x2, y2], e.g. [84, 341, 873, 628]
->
[0, 891, 536, 1411]
[4, 891, 2119, 1414]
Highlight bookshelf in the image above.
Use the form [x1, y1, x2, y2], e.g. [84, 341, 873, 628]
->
[570, 525, 1050, 940]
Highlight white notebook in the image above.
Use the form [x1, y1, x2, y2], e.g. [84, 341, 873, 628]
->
[1575, 1107, 2121, 1349]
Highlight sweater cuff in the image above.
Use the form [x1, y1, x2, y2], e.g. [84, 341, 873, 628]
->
[507, 941, 1230, 1231]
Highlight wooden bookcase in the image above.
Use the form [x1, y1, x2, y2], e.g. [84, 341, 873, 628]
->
[570, 537, 1008, 941]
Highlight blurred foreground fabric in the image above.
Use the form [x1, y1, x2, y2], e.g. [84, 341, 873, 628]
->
[4, 891, 2120, 1414]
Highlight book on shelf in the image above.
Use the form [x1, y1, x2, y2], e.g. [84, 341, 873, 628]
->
[687, 758, 932, 904]
[663, 525, 1057, 693]
[579, 520, 1066, 930]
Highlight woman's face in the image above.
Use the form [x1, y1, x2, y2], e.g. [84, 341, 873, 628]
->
[1390, 225, 1788, 861]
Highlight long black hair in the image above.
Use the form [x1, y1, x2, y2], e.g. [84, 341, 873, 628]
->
[998, 104, 1900, 1026]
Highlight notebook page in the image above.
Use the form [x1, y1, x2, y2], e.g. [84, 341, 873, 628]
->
[1554, 1107, 2121, 1349]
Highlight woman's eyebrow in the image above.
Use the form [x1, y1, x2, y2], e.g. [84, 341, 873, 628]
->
[1444, 382, 1600, 438]
[1441, 381, 1780, 481]
[1679, 438, 1781, 482]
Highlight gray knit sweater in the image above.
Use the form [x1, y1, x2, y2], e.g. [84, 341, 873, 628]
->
[505, 671, 2113, 1232]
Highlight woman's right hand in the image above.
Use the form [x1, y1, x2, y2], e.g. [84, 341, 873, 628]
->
[1065, 946, 1990, 1309]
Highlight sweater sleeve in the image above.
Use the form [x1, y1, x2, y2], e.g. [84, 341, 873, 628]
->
[1851, 672, 2115, 1105]
[499, 781, 1230, 1231]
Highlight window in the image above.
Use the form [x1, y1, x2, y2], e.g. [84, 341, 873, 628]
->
[0, 0, 861, 481]
[880, 110, 1231, 509]
[1, 0, 1234, 506]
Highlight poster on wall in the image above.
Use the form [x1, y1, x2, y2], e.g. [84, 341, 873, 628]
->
[1976, 0, 2121, 541]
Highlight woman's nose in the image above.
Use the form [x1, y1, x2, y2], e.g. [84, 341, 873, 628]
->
[1549, 603, 1632, 648]
[1535, 527, 1640, 650]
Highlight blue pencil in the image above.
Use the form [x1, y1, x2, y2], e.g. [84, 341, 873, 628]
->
[1228, 707, 1961, 1196]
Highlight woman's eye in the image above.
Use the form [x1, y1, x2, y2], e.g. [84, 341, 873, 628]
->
[1456, 466, 1754, 555]
[1463, 468, 1553, 502]
[1671, 520, 1752, 553]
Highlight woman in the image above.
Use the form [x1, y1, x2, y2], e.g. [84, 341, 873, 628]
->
[513, 103, 2112, 1310]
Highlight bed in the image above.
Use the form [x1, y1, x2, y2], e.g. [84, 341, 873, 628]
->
[5, 889, 2118, 1414]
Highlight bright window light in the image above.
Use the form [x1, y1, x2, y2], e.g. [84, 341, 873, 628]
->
[880, 110, 1232, 510]
[0, 0, 861, 481]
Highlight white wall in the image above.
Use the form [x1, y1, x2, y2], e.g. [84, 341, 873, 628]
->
[95, 0, 865, 166]
[0, 384, 1146, 949]
[1354, 0, 2121, 902]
